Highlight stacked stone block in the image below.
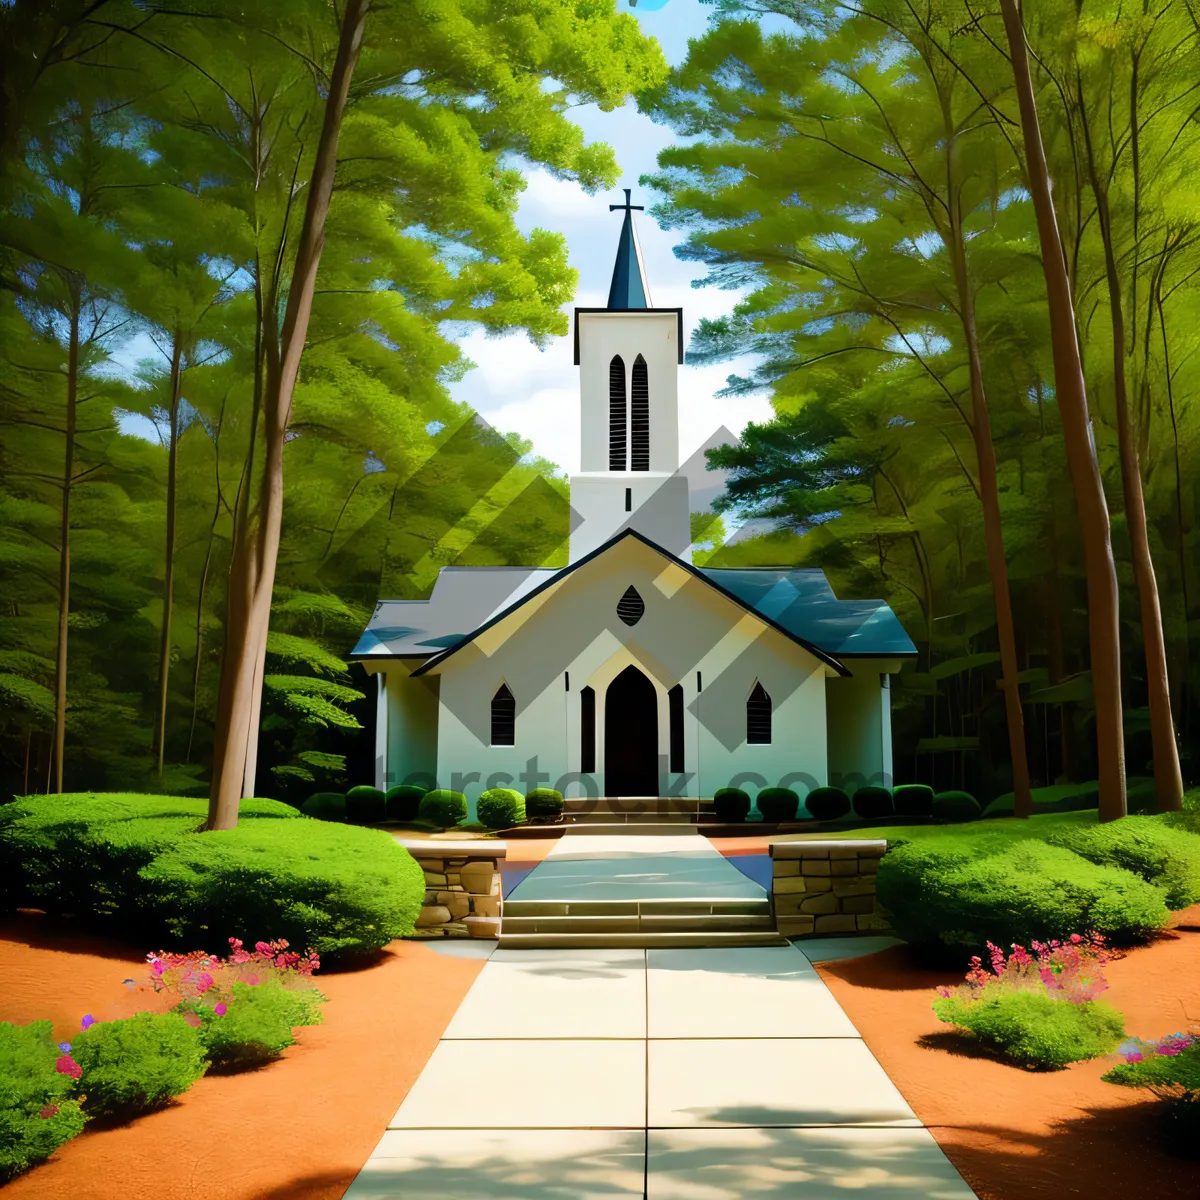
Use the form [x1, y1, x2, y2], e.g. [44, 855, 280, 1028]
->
[769, 840, 891, 938]
[409, 846, 504, 939]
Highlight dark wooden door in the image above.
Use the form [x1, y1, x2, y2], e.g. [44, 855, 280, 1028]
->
[604, 665, 659, 796]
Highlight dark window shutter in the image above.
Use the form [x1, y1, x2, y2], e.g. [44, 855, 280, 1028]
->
[669, 684, 684, 772]
[616, 585, 644, 626]
[747, 682, 771, 745]
[631, 354, 649, 470]
[609, 355, 626, 470]
[491, 683, 515, 746]
[581, 686, 596, 773]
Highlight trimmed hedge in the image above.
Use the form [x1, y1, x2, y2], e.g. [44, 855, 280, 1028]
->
[713, 787, 751, 823]
[300, 792, 346, 822]
[0, 1020, 87, 1182]
[477, 788, 526, 830]
[0, 793, 299, 922]
[525, 789, 564, 818]
[877, 838, 1171, 960]
[140, 819, 425, 957]
[385, 784, 426, 823]
[756, 787, 800, 822]
[418, 789, 467, 828]
[1045, 816, 1200, 909]
[0, 794, 425, 960]
[345, 786, 385, 825]
[70, 1011, 207, 1121]
[932, 791, 983, 822]
[804, 786, 850, 822]
[852, 785, 893, 821]
[933, 989, 1125, 1070]
[892, 783, 935, 817]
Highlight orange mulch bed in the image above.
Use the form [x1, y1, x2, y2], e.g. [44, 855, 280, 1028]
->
[0, 913, 484, 1200]
[814, 905, 1200, 1200]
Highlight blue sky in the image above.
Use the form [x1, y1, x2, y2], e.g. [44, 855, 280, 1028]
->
[451, 0, 773, 475]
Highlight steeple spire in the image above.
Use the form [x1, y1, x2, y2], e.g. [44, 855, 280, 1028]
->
[607, 189, 651, 309]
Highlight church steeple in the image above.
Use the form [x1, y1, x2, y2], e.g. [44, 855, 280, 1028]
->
[606, 189, 651, 309]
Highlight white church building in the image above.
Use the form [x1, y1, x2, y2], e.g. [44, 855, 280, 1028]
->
[351, 193, 916, 813]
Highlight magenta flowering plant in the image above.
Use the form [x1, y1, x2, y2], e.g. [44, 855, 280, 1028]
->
[146, 937, 322, 1018]
[937, 931, 1113, 1006]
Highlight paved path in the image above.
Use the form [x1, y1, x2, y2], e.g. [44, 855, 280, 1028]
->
[345, 836, 977, 1199]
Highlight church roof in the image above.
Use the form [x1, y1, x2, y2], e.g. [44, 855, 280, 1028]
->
[348, 529, 916, 667]
[607, 189, 651, 309]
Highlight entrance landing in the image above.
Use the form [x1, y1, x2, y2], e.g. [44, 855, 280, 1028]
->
[506, 832, 765, 904]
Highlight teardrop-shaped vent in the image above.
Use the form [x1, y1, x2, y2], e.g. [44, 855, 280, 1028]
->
[617, 585, 645, 627]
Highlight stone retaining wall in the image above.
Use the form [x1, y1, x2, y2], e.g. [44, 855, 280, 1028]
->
[769, 840, 892, 938]
[406, 843, 504, 939]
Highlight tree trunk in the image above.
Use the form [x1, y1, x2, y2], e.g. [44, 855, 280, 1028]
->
[942, 97, 1034, 819]
[206, 0, 371, 830]
[52, 297, 79, 795]
[999, 0, 1126, 822]
[1079, 118, 1183, 813]
[155, 331, 183, 775]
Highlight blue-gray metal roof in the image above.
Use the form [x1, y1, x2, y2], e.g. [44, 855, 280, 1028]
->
[350, 553, 915, 663]
[698, 568, 918, 658]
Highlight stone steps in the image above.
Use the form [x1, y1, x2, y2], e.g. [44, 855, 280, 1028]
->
[499, 896, 780, 948]
[497, 929, 788, 949]
[562, 797, 714, 817]
[556, 821, 702, 835]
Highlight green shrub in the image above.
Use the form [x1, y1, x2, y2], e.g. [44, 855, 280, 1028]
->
[70, 1012, 207, 1121]
[804, 786, 850, 822]
[418, 789, 467, 828]
[878, 839, 1171, 959]
[1104, 1039, 1200, 1159]
[184, 978, 325, 1070]
[852, 785, 893, 821]
[892, 783, 935, 817]
[524, 789, 564, 818]
[1046, 816, 1200, 909]
[345, 786, 385, 825]
[756, 787, 800, 822]
[385, 784, 426, 822]
[932, 791, 982, 822]
[477, 788, 526, 830]
[0, 793, 297, 926]
[933, 989, 1125, 1070]
[0, 1020, 87, 1182]
[713, 787, 751, 823]
[300, 792, 347, 822]
[139, 819, 425, 959]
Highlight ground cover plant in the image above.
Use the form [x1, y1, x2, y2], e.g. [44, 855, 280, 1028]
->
[0, 794, 425, 959]
[933, 934, 1126, 1069]
[1104, 1029, 1200, 1157]
[69, 1011, 208, 1121]
[0, 1020, 87, 1181]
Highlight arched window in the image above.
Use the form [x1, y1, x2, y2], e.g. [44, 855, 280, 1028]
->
[491, 683, 515, 746]
[669, 684, 684, 772]
[631, 354, 649, 470]
[580, 686, 596, 772]
[608, 354, 626, 470]
[747, 681, 771, 744]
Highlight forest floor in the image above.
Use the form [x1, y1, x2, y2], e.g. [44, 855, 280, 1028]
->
[814, 904, 1200, 1200]
[0, 912, 484, 1200]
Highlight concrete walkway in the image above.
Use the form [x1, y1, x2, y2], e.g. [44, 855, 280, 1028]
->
[344, 836, 977, 1199]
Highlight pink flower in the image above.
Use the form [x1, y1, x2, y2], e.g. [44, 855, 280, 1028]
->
[214, 1002, 227, 1017]
[55, 1055, 81, 1080]
[195, 972, 214, 995]
[40, 1104, 59, 1119]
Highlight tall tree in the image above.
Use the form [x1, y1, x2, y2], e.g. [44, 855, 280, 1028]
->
[997, 0, 1127, 820]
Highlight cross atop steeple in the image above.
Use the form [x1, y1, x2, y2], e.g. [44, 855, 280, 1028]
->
[606, 188, 651, 310]
[609, 188, 643, 217]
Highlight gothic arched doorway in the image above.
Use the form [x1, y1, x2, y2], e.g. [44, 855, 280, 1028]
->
[604, 664, 659, 796]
